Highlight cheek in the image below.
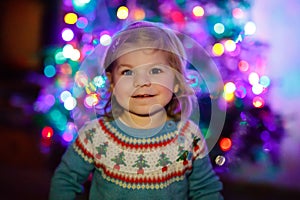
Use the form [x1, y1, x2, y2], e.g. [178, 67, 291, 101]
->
[112, 75, 133, 90]
[112, 78, 134, 99]
[151, 75, 176, 91]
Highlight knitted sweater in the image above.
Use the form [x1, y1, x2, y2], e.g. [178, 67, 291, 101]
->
[49, 118, 223, 200]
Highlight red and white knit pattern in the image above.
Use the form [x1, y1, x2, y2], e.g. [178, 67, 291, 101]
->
[73, 119, 207, 189]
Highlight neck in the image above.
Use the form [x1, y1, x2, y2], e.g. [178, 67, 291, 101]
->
[119, 111, 168, 129]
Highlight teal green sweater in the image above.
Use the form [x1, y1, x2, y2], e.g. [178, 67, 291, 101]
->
[49, 118, 223, 199]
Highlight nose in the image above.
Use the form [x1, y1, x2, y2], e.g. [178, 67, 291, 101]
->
[133, 70, 151, 87]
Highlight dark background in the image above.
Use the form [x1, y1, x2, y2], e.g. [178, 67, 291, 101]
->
[0, 0, 300, 199]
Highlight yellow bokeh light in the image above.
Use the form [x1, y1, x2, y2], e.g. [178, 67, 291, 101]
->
[192, 6, 204, 17]
[212, 43, 224, 56]
[117, 6, 129, 20]
[64, 13, 78, 24]
[223, 92, 235, 102]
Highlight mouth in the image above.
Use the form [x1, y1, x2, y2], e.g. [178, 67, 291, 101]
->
[132, 94, 155, 98]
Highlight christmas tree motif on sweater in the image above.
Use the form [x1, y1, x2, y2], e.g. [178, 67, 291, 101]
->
[84, 128, 96, 144]
[192, 135, 201, 152]
[177, 146, 189, 166]
[111, 152, 126, 170]
[156, 152, 172, 172]
[132, 154, 150, 174]
[95, 142, 108, 159]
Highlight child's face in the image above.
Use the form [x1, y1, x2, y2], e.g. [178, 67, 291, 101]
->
[108, 49, 177, 117]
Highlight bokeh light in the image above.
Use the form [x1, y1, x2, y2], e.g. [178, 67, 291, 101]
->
[235, 85, 247, 98]
[224, 82, 236, 94]
[100, 34, 112, 46]
[85, 82, 97, 94]
[171, 11, 185, 23]
[215, 155, 226, 166]
[62, 131, 74, 142]
[60, 63, 72, 75]
[61, 28, 74, 41]
[244, 21, 256, 35]
[260, 75, 271, 87]
[187, 70, 200, 89]
[252, 83, 264, 95]
[64, 12, 78, 24]
[62, 44, 74, 58]
[70, 49, 81, 61]
[41, 126, 54, 139]
[220, 137, 232, 151]
[64, 96, 77, 110]
[223, 92, 235, 102]
[63, 0, 73, 7]
[60, 90, 72, 102]
[92, 38, 100, 46]
[132, 8, 145, 20]
[54, 51, 67, 64]
[117, 6, 129, 19]
[214, 23, 225, 34]
[212, 43, 224, 56]
[192, 6, 204, 17]
[224, 39, 236, 52]
[232, 8, 244, 19]
[44, 65, 56, 78]
[76, 17, 89, 29]
[253, 96, 264, 108]
[93, 76, 106, 88]
[248, 72, 259, 85]
[238, 60, 249, 72]
[73, 0, 91, 8]
[81, 33, 93, 43]
[84, 93, 99, 108]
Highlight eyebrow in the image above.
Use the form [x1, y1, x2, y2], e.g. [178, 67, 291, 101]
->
[117, 64, 134, 68]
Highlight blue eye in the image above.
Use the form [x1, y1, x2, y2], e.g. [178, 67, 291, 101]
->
[122, 70, 133, 76]
[150, 68, 162, 74]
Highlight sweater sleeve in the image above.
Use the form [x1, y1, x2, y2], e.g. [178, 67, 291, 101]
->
[49, 145, 95, 200]
[187, 121, 223, 200]
[49, 121, 97, 200]
[188, 156, 223, 200]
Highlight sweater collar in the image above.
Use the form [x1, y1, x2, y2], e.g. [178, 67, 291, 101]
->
[111, 118, 178, 138]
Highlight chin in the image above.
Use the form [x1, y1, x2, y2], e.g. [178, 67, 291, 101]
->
[129, 109, 166, 117]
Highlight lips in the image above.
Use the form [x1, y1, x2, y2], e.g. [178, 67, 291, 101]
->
[132, 94, 155, 98]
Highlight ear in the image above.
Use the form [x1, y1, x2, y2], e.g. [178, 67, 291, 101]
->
[173, 83, 179, 93]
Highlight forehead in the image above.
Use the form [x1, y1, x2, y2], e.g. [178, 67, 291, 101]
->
[116, 49, 169, 67]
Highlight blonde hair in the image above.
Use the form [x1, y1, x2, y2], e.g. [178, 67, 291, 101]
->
[103, 21, 194, 121]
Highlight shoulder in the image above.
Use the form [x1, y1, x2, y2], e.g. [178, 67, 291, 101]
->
[179, 119, 201, 136]
[179, 119, 208, 158]
[78, 117, 108, 133]
[75, 118, 105, 144]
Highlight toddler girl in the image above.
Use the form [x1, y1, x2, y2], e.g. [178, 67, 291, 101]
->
[50, 21, 223, 200]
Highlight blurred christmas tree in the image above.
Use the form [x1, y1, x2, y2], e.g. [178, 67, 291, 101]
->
[34, 0, 284, 173]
